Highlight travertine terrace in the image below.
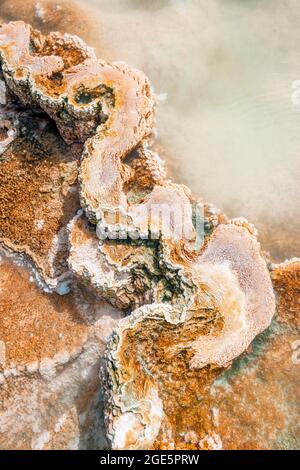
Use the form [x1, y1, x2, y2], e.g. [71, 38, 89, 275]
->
[0, 19, 298, 451]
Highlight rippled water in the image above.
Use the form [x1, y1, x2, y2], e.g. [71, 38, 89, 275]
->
[80, 0, 300, 261]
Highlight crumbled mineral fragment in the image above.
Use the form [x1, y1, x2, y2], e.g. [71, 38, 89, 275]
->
[86, 144, 195, 240]
[0, 21, 96, 141]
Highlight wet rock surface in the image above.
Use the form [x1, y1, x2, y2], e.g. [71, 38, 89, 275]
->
[0, 16, 298, 450]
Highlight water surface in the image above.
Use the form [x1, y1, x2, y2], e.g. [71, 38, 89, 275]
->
[81, 0, 300, 261]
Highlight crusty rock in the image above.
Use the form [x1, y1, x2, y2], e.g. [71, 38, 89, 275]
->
[0, 21, 156, 228]
[270, 258, 300, 327]
[78, 69, 156, 227]
[68, 212, 159, 310]
[189, 221, 275, 368]
[0, 93, 79, 291]
[103, 220, 275, 450]
[84, 144, 196, 241]
[0, 253, 121, 449]
[0, 21, 97, 143]
[0, 20, 158, 236]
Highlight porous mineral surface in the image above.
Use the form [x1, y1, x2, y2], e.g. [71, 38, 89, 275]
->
[0, 250, 122, 449]
[0, 93, 79, 290]
[0, 16, 299, 451]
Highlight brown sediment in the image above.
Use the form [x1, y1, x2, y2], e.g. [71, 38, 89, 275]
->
[0, 105, 79, 288]
[0, 256, 87, 366]
[68, 213, 157, 311]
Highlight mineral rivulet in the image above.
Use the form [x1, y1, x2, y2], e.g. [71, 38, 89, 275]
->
[0, 20, 298, 450]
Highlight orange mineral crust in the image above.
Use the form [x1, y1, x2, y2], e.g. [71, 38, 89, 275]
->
[0, 254, 121, 450]
[271, 259, 300, 327]
[0, 256, 87, 367]
[0, 103, 79, 290]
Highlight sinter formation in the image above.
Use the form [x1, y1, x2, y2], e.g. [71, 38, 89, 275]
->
[0, 21, 283, 450]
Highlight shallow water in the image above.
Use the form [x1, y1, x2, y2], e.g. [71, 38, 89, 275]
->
[79, 0, 300, 261]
